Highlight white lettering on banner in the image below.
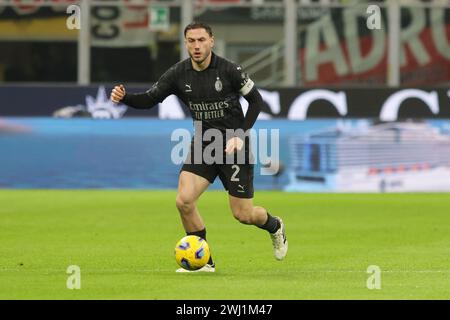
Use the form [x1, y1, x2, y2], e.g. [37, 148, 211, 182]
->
[148, 88, 447, 120]
[259, 89, 281, 115]
[302, 7, 450, 84]
[345, 6, 385, 73]
[400, 7, 430, 67]
[159, 95, 185, 119]
[305, 15, 349, 82]
[239, 89, 281, 119]
[431, 8, 450, 59]
[287, 90, 347, 120]
[380, 89, 439, 121]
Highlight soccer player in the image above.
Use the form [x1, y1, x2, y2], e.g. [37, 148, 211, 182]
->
[111, 22, 288, 272]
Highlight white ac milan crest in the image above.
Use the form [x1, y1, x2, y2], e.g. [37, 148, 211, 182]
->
[215, 77, 223, 92]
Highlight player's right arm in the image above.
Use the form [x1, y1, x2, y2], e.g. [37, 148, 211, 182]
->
[111, 84, 126, 103]
[110, 67, 176, 109]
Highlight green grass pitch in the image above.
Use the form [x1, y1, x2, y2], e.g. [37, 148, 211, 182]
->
[1, 190, 449, 299]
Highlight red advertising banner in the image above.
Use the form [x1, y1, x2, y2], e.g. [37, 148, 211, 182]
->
[299, 7, 450, 86]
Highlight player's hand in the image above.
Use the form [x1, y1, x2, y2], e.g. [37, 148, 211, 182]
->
[111, 84, 126, 103]
[225, 136, 244, 154]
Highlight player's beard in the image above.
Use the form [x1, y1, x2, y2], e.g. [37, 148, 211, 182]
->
[190, 49, 211, 66]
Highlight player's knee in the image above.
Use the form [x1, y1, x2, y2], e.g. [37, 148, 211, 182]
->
[232, 207, 254, 225]
[175, 194, 195, 214]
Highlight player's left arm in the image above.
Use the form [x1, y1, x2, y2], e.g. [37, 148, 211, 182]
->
[225, 65, 264, 154]
[230, 64, 264, 132]
[241, 86, 263, 132]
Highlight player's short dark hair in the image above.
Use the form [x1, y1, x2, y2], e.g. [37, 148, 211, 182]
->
[184, 22, 213, 38]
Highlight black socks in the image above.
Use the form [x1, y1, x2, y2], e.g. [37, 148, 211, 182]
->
[186, 228, 206, 240]
[258, 212, 280, 234]
[186, 228, 214, 266]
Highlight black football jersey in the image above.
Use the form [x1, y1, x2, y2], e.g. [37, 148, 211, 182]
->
[142, 52, 255, 132]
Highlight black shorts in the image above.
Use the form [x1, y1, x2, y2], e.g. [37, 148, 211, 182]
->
[181, 162, 254, 198]
[180, 141, 254, 198]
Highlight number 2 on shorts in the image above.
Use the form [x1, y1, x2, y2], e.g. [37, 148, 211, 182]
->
[231, 165, 240, 182]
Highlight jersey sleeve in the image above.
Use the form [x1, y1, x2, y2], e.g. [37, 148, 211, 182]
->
[122, 68, 176, 109]
[228, 63, 255, 97]
[121, 67, 176, 109]
[145, 66, 177, 104]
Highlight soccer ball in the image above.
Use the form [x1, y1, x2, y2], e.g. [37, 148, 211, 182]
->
[174, 235, 210, 271]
